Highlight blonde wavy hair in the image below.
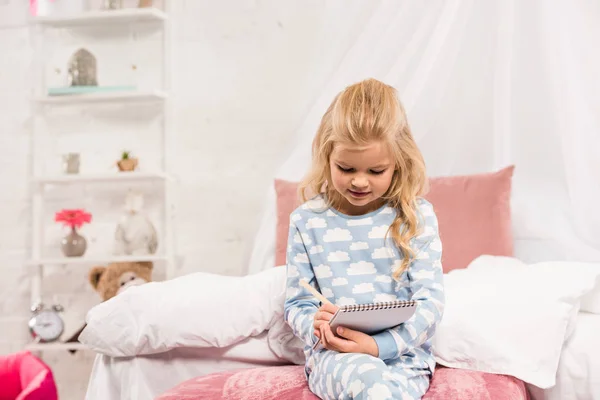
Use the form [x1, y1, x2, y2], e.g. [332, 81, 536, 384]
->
[299, 78, 428, 279]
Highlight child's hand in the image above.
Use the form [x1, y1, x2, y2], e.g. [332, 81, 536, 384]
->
[319, 324, 379, 358]
[313, 303, 339, 339]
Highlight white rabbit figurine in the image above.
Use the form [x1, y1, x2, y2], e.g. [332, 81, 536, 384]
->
[114, 191, 158, 256]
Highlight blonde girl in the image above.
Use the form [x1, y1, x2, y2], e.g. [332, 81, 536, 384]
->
[284, 78, 445, 399]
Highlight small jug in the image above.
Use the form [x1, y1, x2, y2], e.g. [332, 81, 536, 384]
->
[62, 153, 80, 174]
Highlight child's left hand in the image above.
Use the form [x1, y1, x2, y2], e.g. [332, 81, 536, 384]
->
[319, 323, 379, 357]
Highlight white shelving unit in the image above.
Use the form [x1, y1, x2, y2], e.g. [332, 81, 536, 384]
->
[33, 171, 169, 184]
[26, 342, 88, 352]
[27, 255, 169, 267]
[34, 90, 167, 105]
[32, 7, 167, 27]
[28, 4, 174, 352]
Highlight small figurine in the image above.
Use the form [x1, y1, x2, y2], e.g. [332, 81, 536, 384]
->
[68, 48, 98, 87]
[114, 191, 158, 256]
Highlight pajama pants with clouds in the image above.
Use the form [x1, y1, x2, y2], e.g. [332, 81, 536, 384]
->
[306, 350, 431, 400]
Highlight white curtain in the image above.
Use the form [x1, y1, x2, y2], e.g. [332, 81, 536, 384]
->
[248, 0, 600, 274]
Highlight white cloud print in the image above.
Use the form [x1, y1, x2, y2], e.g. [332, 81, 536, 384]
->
[286, 287, 300, 298]
[352, 283, 375, 294]
[291, 213, 302, 222]
[420, 204, 434, 216]
[373, 293, 398, 303]
[323, 228, 353, 242]
[372, 247, 395, 259]
[350, 242, 369, 251]
[328, 251, 350, 262]
[314, 264, 333, 279]
[347, 261, 377, 275]
[375, 275, 392, 283]
[367, 384, 393, 400]
[347, 217, 373, 226]
[429, 238, 442, 252]
[306, 217, 327, 230]
[302, 197, 326, 210]
[309, 245, 324, 255]
[412, 269, 435, 280]
[332, 277, 348, 286]
[293, 253, 309, 263]
[287, 265, 299, 278]
[420, 225, 436, 238]
[293, 232, 312, 245]
[368, 225, 388, 239]
[336, 297, 357, 307]
[322, 287, 334, 298]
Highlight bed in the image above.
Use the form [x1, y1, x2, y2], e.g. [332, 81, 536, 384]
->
[84, 311, 600, 400]
[84, 333, 530, 400]
[84, 332, 291, 400]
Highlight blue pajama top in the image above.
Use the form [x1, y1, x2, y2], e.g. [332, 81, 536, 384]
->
[283, 195, 445, 372]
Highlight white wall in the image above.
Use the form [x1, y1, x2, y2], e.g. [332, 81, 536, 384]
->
[0, 1, 366, 398]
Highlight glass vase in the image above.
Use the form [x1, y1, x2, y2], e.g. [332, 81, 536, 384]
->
[61, 227, 87, 257]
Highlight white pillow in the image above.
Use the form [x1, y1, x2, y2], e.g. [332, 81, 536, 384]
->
[433, 255, 600, 389]
[79, 267, 287, 357]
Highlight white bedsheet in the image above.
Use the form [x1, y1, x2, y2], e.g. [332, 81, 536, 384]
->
[84, 332, 293, 400]
[528, 312, 600, 400]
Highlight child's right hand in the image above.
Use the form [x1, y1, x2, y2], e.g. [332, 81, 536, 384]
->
[313, 303, 339, 339]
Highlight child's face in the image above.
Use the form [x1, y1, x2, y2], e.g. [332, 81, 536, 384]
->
[329, 141, 394, 215]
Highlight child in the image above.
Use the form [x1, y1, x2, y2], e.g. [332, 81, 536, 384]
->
[283, 78, 444, 400]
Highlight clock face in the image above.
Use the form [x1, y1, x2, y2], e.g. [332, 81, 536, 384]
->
[29, 310, 64, 342]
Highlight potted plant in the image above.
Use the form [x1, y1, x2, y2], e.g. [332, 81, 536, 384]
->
[55, 209, 92, 257]
[117, 151, 138, 172]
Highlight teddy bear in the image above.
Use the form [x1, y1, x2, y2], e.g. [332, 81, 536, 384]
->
[66, 261, 153, 349]
[88, 261, 154, 301]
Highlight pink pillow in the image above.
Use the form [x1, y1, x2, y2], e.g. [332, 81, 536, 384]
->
[274, 166, 514, 272]
[274, 179, 302, 267]
[423, 166, 514, 272]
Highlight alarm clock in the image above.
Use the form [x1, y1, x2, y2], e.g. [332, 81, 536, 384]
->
[28, 302, 65, 343]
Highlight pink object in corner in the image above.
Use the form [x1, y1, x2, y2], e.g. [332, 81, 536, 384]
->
[156, 365, 528, 400]
[274, 166, 515, 273]
[0, 351, 58, 400]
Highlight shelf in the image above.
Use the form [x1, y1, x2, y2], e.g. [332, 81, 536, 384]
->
[27, 255, 168, 266]
[26, 342, 89, 351]
[34, 90, 167, 105]
[32, 8, 167, 27]
[34, 171, 169, 185]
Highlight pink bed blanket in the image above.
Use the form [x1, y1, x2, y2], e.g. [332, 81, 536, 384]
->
[157, 365, 528, 399]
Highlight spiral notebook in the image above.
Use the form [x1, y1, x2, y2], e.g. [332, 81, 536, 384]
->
[312, 299, 417, 350]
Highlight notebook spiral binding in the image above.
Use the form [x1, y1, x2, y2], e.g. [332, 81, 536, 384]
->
[342, 300, 416, 313]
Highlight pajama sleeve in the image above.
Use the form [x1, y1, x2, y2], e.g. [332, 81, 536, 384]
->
[372, 209, 445, 361]
[283, 221, 320, 348]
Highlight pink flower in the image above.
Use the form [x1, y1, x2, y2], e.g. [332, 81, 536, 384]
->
[55, 209, 92, 229]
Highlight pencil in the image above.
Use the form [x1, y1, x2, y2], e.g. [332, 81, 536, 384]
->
[299, 279, 333, 305]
